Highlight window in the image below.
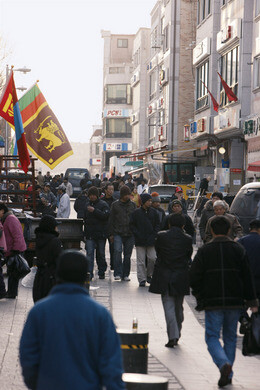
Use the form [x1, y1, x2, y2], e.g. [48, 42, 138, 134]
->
[149, 71, 157, 101]
[158, 110, 165, 126]
[117, 39, 128, 48]
[148, 116, 156, 142]
[197, 0, 211, 24]
[220, 46, 239, 107]
[95, 144, 100, 155]
[196, 61, 209, 110]
[163, 163, 194, 184]
[254, 56, 260, 89]
[109, 67, 125, 74]
[106, 84, 131, 104]
[105, 118, 131, 138]
[164, 25, 169, 52]
[133, 49, 140, 67]
[256, 0, 260, 16]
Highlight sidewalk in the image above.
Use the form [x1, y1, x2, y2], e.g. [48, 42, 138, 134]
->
[1, 248, 260, 390]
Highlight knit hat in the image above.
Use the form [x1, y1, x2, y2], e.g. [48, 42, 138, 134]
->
[39, 215, 61, 232]
[171, 199, 182, 207]
[140, 193, 152, 205]
[56, 250, 89, 284]
[87, 186, 99, 197]
[120, 185, 131, 197]
[151, 192, 160, 203]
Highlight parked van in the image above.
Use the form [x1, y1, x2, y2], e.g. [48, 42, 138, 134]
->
[230, 182, 260, 234]
[64, 168, 90, 197]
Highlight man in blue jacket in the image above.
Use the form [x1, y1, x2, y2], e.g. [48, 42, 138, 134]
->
[19, 250, 125, 390]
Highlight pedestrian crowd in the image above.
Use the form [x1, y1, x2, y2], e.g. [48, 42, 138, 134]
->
[0, 171, 259, 389]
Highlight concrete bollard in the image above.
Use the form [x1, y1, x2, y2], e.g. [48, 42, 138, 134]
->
[123, 373, 168, 389]
[117, 329, 149, 374]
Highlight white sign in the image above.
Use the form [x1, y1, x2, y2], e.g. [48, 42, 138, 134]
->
[103, 109, 132, 118]
[214, 108, 239, 133]
[106, 143, 122, 151]
[233, 179, 241, 186]
[193, 37, 211, 65]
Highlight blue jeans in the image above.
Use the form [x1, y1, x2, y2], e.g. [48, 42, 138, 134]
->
[85, 239, 107, 278]
[113, 235, 134, 278]
[205, 309, 241, 376]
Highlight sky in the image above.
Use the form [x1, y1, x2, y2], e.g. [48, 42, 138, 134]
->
[0, 0, 156, 143]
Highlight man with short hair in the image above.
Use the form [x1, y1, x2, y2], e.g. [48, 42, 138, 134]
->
[20, 250, 124, 390]
[84, 186, 110, 280]
[130, 193, 160, 287]
[92, 173, 101, 188]
[137, 179, 148, 195]
[39, 183, 57, 216]
[204, 200, 243, 243]
[151, 192, 165, 227]
[101, 183, 116, 270]
[63, 177, 73, 197]
[108, 185, 136, 281]
[164, 200, 195, 238]
[199, 191, 224, 242]
[190, 216, 258, 388]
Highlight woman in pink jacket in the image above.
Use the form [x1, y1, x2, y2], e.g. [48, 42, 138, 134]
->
[0, 219, 7, 298]
[0, 203, 27, 299]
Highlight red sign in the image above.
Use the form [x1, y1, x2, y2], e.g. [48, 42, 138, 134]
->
[230, 168, 242, 173]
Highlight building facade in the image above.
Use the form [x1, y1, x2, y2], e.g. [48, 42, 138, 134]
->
[89, 126, 102, 178]
[101, 30, 134, 174]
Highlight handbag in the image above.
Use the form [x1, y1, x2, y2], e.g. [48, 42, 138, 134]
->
[242, 313, 260, 356]
[7, 253, 31, 279]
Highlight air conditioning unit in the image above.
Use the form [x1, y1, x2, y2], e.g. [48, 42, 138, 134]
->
[131, 112, 140, 124]
[131, 71, 140, 87]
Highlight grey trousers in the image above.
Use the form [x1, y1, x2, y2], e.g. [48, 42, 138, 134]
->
[161, 293, 184, 340]
[136, 246, 156, 283]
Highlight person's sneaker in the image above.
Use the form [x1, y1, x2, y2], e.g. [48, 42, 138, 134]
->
[146, 276, 152, 284]
[165, 340, 175, 348]
[114, 276, 121, 281]
[99, 275, 105, 280]
[218, 363, 232, 387]
[139, 281, 146, 287]
[123, 276, 130, 281]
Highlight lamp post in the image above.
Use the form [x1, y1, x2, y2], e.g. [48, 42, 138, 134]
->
[4, 65, 31, 156]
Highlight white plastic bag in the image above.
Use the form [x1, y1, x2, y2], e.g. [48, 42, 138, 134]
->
[21, 266, 37, 288]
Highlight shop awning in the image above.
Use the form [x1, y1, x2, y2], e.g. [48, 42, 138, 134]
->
[247, 161, 260, 172]
[124, 161, 143, 167]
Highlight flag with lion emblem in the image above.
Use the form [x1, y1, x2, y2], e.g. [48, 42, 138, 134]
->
[19, 84, 73, 169]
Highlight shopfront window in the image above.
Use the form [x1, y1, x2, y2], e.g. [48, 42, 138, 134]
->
[196, 61, 209, 110]
[106, 84, 131, 104]
[105, 118, 131, 138]
[220, 46, 239, 107]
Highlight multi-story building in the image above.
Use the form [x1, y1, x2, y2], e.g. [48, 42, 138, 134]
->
[143, 0, 197, 184]
[192, 0, 257, 192]
[245, 0, 260, 179]
[101, 30, 134, 174]
[89, 126, 102, 178]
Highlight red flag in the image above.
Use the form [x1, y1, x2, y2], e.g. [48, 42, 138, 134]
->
[200, 80, 219, 112]
[217, 72, 238, 102]
[0, 71, 30, 173]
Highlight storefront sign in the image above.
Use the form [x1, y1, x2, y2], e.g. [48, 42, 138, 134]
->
[214, 108, 239, 133]
[103, 109, 131, 118]
[230, 168, 242, 173]
[193, 37, 211, 65]
[103, 143, 132, 152]
[217, 19, 241, 52]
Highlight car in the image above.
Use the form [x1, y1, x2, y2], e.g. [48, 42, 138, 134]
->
[230, 182, 260, 234]
[148, 184, 177, 211]
[64, 168, 90, 197]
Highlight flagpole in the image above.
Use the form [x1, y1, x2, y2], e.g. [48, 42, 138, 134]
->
[5, 65, 10, 156]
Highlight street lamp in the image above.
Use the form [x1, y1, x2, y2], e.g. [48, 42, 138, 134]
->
[218, 146, 226, 155]
[4, 65, 31, 156]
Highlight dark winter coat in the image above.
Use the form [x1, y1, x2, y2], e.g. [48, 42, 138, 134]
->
[199, 200, 214, 241]
[163, 213, 195, 238]
[33, 228, 63, 303]
[152, 206, 166, 228]
[74, 193, 88, 218]
[130, 206, 160, 246]
[190, 236, 258, 310]
[149, 227, 193, 296]
[83, 198, 110, 240]
[238, 232, 260, 299]
[204, 213, 243, 242]
[101, 195, 116, 209]
[199, 178, 209, 194]
[108, 199, 136, 237]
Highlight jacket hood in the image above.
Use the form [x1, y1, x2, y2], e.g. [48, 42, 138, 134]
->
[35, 229, 59, 249]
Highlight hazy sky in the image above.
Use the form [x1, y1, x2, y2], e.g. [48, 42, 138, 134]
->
[0, 0, 156, 143]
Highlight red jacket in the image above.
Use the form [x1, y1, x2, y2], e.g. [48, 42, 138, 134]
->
[2, 212, 27, 257]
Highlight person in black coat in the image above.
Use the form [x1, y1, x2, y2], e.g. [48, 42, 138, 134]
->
[84, 186, 110, 280]
[168, 187, 187, 215]
[74, 190, 88, 218]
[130, 193, 160, 287]
[149, 214, 193, 348]
[32, 215, 63, 303]
[164, 200, 195, 238]
[190, 216, 258, 387]
[238, 219, 260, 308]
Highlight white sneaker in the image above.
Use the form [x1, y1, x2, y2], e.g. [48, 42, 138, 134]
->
[123, 276, 130, 281]
[114, 276, 121, 281]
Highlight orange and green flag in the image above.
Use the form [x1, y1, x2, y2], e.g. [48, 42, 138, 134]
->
[19, 84, 73, 169]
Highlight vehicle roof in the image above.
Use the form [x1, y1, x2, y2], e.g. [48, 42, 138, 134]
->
[149, 184, 176, 187]
[65, 168, 89, 171]
[238, 182, 260, 190]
